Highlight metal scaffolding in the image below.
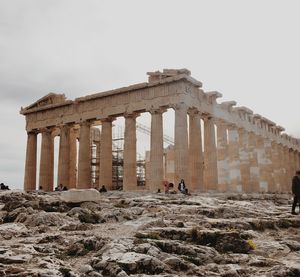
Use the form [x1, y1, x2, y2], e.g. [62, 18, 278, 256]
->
[91, 122, 173, 190]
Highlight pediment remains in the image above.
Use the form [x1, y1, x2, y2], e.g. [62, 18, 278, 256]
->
[21, 93, 67, 113]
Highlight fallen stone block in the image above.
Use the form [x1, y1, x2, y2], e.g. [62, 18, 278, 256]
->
[59, 189, 100, 203]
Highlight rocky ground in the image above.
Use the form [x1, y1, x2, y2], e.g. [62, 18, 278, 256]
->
[0, 190, 300, 277]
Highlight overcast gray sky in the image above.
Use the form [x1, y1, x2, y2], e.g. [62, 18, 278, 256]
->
[1, 0, 299, 189]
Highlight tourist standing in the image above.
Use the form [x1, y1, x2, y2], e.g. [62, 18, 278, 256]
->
[291, 170, 300, 215]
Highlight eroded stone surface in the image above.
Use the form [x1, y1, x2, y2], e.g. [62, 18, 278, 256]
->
[0, 190, 299, 276]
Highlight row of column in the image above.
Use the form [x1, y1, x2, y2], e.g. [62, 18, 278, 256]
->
[24, 105, 300, 193]
[24, 126, 78, 192]
[216, 122, 300, 193]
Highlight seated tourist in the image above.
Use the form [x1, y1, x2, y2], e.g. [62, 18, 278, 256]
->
[99, 185, 107, 193]
[168, 183, 177, 194]
[163, 180, 169, 194]
[0, 183, 9, 190]
[55, 184, 64, 191]
[178, 179, 186, 193]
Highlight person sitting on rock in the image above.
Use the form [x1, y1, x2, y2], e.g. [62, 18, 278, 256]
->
[178, 179, 186, 193]
[0, 183, 9, 190]
[163, 180, 169, 194]
[291, 170, 300, 215]
[184, 188, 191, 196]
[55, 184, 64, 191]
[168, 183, 177, 194]
[99, 185, 107, 193]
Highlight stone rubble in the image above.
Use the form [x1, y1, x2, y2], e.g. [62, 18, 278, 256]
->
[0, 190, 299, 276]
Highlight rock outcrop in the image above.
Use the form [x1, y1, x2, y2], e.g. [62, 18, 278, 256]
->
[0, 190, 299, 276]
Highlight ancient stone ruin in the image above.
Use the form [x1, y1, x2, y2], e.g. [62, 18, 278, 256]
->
[20, 69, 300, 193]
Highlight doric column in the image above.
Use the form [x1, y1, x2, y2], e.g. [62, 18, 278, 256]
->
[271, 142, 282, 192]
[255, 135, 269, 192]
[57, 125, 70, 188]
[78, 121, 92, 189]
[68, 127, 77, 188]
[296, 151, 300, 172]
[289, 149, 296, 181]
[123, 112, 139, 191]
[149, 108, 165, 192]
[216, 120, 229, 192]
[278, 144, 286, 192]
[24, 131, 37, 191]
[283, 146, 290, 192]
[238, 129, 251, 193]
[248, 132, 260, 192]
[174, 104, 189, 185]
[39, 128, 54, 192]
[188, 108, 204, 192]
[228, 125, 242, 192]
[264, 139, 275, 192]
[203, 115, 218, 191]
[99, 117, 114, 190]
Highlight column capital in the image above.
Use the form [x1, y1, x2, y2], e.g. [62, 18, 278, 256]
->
[27, 129, 39, 135]
[227, 123, 238, 130]
[100, 116, 116, 123]
[202, 113, 214, 121]
[80, 120, 93, 126]
[40, 127, 55, 134]
[124, 112, 140, 119]
[59, 122, 76, 128]
[237, 127, 248, 134]
[57, 124, 72, 131]
[171, 103, 188, 111]
[214, 118, 228, 126]
[149, 107, 167, 115]
[188, 108, 201, 117]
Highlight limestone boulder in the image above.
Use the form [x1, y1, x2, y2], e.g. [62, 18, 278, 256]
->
[60, 189, 100, 203]
[116, 252, 166, 275]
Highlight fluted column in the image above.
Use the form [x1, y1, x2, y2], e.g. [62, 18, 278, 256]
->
[39, 128, 54, 192]
[282, 146, 290, 192]
[68, 127, 77, 188]
[203, 115, 218, 191]
[289, 149, 296, 181]
[149, 108, 165, 192]
[57, 125, 70, 188]
[264, 139, 275, 192]
[24, 131, 37, 191]
[238, 129, 251, 193]
[278, 144, 286, 192]
[256, 135, 269, 192]
[296, 151, 300, 172]
[188, 109, 204, 192]
[248, 132, 259, 192]
[174, 104, 189, 185]
[216, 121, 229, 192]
[123, 113, 139, 191]
[228, 125, 242, 192]
[271, 142, 282, 192]
[78, 121, 92, 189]
[99, 117, 114, 190]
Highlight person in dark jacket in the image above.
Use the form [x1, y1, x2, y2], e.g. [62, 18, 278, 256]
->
[178, 179, 186, 193]
[99, 185, 107, 193]
[291, 170, 300, 215]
